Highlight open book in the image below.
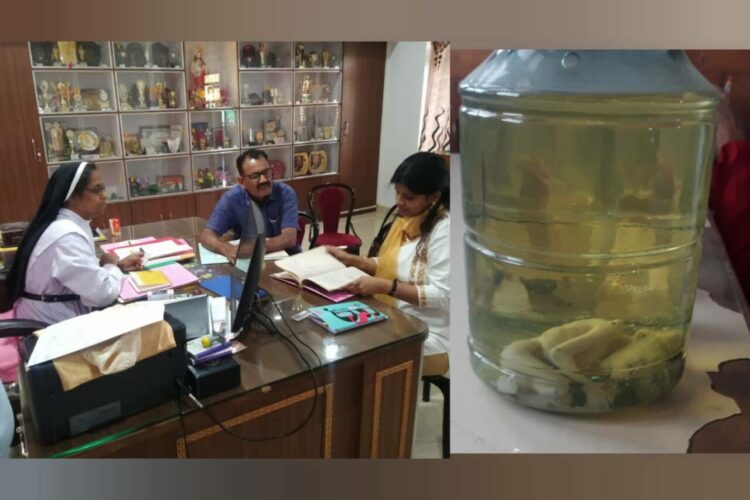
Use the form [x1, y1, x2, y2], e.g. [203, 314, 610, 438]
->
[271, 247, 370, 301]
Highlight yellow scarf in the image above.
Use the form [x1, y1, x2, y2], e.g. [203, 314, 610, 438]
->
[374, 209, 437, 305]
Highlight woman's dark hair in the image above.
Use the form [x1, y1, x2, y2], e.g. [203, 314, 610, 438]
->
[390, 152, 449, 243]
[7, 161, 97, 303]
[236, 149, 269, 176]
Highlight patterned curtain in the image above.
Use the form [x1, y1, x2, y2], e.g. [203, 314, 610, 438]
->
[419, 42, 451, 155]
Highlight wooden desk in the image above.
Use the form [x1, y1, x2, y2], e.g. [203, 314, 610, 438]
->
[20, 218, 428, 458]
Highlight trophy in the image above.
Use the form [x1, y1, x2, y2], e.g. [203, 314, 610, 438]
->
[118, 83, 132, 111]
[259, 42, 269, 67]
[65, 129, 77, 156]
[155, 82, 165, 108]
[99, 89, 111, 110]
[51, 45, 60, 65]
[39, 80, 52, 112]
[135, 79, 147, 109]
[48, 122, 66, 158]
[71, 87, 83, 111]
[55, 81, 70, 112]
[295, 44, 305, 68]
[167, 136, 181, 154]
[144, 42, 152, 67]
[300, 75, 312, 104]
[77, 45, 86, 66]
[168, 89, 177, 108]
[309, 52, 318, 68]
[322, 49, 331, 68]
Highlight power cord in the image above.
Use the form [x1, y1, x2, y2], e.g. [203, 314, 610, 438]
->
[173, 292, 324, 448]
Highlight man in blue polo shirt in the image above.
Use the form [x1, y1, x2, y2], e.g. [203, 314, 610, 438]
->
[200, 149, 299, 261]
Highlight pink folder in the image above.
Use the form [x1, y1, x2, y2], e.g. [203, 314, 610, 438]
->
[119, 263, 200, 302]
[271, 273, 356, 303]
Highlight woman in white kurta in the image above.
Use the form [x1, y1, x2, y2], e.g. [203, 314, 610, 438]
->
[8, 162, 143, 325]
[328, 152, 450, 356]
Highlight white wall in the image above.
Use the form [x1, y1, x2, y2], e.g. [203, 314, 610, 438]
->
[376, 42, 429, 207]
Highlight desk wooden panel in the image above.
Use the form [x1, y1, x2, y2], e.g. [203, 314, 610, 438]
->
[21, 218, 429, 458]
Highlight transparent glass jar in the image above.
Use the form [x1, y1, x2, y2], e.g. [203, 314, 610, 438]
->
[459, 50, 720, 413]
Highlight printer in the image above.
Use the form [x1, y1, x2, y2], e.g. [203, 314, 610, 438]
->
[18, 313, 187, 444]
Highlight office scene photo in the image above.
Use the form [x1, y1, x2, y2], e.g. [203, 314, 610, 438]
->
[0, 41, 450, 458]
[451, 49, 750, 453]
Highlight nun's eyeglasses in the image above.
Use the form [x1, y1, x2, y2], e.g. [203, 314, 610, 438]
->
[85, 184, 107, 195]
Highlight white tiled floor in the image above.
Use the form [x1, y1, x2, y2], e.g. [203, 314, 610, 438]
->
[340, 207, 445, 459]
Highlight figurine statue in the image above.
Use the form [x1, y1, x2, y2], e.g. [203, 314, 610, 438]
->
[48, 122, 66, 156]
[71, 87, 83, 111]
[118, 83, 132, 110]
[295, 44, 305, 68]
[322, 49, 331, 68]
[191, 47, 208, 90]
[309, 51, 318, 68]
[135, 79, 147, 109]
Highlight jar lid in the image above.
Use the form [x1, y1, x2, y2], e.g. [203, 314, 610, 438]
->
[460, 50, 720, 97]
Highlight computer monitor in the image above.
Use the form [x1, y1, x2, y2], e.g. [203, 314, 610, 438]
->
[230, 198, 266, 334]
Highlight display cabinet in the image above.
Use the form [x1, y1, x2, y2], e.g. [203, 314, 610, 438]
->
[112, 42, 183, 69]
[22, 41, 385, 225]
[184, 42, 238, 110]
[120, 112, 188, 158]
[238, 42, 293, 69]
[115, 71, 187, 111]
[189, 109, 240, 153]
[239, 71, 293, 108]
[32, 70, 116, 114]
[40, 114, 121, 164]
[29, 41, 112, 69]
[293, 142, 339, 178]
[125, 156, 192, 199]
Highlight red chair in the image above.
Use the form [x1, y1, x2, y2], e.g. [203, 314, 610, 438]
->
[307, 183, 362, 254]
[296, 211, 319, 250]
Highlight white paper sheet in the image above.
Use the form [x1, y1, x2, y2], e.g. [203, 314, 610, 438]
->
[27, 302, 165, 367]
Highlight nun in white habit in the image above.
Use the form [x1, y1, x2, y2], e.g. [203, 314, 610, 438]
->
[8, 162, 143, 325]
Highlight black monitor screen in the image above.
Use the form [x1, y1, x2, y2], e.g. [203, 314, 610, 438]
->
[230, 199, 266, 334]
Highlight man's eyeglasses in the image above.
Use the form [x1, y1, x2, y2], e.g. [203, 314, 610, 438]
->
[242, 168, 273, 182]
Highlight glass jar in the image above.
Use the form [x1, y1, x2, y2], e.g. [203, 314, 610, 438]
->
[459, 50, 720, 412]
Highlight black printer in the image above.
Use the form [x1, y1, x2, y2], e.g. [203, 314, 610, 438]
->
[18, 313, 187, 444]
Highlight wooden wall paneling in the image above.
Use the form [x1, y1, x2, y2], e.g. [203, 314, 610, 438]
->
[161, 193, 196, 221]
[92, 202, 132, 230]
[339, 42, 386, 210]
[73, 418, 183, 458]
[0, 42, 49, 223]
[194, 190, 226, 220]
[130, 197, 165, 224]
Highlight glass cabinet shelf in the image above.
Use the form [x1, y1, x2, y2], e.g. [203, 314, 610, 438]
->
[292, 142, 339, 178]
[189, 109, 240, 153]
[115, 71, 187, 111]
[238, 42, 293, 69]
[293, 42, 342, 70]
[33, 70, 116, 114]
[126, 156, 192, 199]
[292, 105, 339, 144]
[184, 42, 239, 110]
[240, 108, 293, 148]
[112, 42, 184, 69]
[41, 114, 121, 164]
[120, 112, 189, 158]
[29, 41, 112, 69]
[293, 71, 341, 104]
[48, 160, 128, 202]
[239, 71, 293, 108]
[192, 151, 236, 191]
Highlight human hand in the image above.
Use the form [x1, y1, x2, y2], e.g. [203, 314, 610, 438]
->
[222, 242, 238, 264]
[119, 252, 144, 272]
[325, 245, 352, 265]
[344, 276, 391, 297]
